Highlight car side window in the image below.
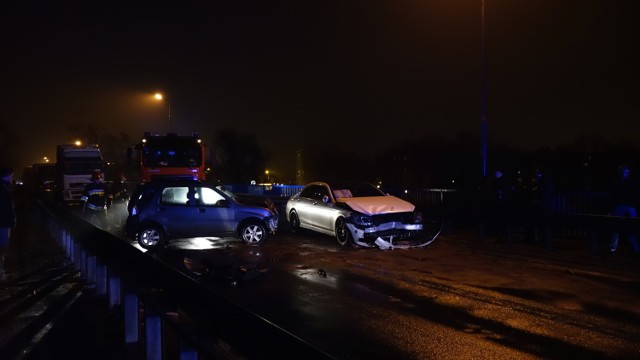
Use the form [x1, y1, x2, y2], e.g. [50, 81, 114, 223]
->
[299, 184, 330, 202]
[199, 186, 226, 206]
[299, 186, 316, 199]
[161, 186, 190, 205]
[318, 187, 330, 202]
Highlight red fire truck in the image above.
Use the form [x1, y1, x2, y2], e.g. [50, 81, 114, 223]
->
[133, 132, 206, 183]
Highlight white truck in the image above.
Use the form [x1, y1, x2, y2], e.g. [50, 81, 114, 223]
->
[55, 144, 104, 205]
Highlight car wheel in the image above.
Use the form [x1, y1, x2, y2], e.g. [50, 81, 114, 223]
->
[335, 217, 354, 247]
[289, 210, 302, 233]
[138, 224, 164, 249]
[241, 221, 267, 246]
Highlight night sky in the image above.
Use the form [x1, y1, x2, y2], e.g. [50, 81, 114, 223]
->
[1, 1, 637, 181]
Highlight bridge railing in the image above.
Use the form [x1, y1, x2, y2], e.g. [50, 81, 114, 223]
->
[37, 195, 334, 360]
[397, 188, 637, 254]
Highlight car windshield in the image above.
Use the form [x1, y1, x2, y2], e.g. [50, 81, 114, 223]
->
[329, 182, 385, 199]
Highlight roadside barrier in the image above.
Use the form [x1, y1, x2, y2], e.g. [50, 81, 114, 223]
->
[398, 188, 636, 255]
[38, 196, 335, 360]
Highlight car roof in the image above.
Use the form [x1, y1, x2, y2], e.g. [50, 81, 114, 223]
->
[305, 181, 376, 189]
[138, 179, 206, 188]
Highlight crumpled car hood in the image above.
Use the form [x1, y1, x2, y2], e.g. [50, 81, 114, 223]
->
[337, 196, 415, 215]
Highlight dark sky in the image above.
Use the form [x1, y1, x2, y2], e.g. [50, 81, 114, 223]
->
[1, 1, 638, 180]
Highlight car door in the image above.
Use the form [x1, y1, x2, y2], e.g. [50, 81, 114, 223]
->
[295, 184, 335, 233]
[159, 185, 204, 236]
[190, 186, 237, 235]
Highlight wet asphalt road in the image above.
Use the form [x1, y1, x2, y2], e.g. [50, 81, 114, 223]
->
[103, 200, 640, 360]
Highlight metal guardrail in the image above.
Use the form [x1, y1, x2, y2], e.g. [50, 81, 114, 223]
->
[396, 189, 638, 255]
[36, 196, 335, 360]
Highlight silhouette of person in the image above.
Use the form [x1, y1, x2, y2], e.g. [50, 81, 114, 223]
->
[480, 166, 513, 243]
[608, 165, 639, 253]
[529, 167, 554, 212]
[0, 166, 16, 280]
[81, 170, 110, 230]
[186, 188, 198, 206]
[528, 167, 555, 246]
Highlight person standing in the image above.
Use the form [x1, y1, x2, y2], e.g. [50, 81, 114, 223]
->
[81, 170, 110, 230]
[480, 166, 513, 243]
[528, 167, 555, 246]
[608, 165, 639, 253]
[0, 166, 16, 280]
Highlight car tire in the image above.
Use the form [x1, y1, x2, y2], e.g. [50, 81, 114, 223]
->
[289, 210, 303, 234]
[138, 224, 165, 249]
[241, 221, 267, 246]
[335, 217, 354, 247]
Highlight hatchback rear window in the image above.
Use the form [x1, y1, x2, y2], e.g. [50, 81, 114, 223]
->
[161, 187, 189, 205]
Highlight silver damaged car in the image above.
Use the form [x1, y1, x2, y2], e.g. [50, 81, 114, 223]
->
[286, 181, 439, 249]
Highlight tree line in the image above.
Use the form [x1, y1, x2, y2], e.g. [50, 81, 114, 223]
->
[4, 120, 638, 193]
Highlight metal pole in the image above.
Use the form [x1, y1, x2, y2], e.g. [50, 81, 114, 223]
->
[168, 104, 172, 133]
[480, 0, 488, 178]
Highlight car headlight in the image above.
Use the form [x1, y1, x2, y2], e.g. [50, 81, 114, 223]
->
[349, 213, 374, 226]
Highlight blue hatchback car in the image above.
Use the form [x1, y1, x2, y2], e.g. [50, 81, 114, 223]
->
[125, 180, 279, 249]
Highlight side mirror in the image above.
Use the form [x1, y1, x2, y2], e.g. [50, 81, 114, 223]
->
[322, 195, 330, 204]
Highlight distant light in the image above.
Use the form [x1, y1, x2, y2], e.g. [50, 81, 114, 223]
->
[74, 140, 82, 146]
[154, 93, 163, 100]
[404, 189, 408, 194]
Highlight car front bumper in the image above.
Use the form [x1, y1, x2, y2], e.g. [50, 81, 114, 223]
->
[266, 215, 279, 233]
[347, 221, 427, 249]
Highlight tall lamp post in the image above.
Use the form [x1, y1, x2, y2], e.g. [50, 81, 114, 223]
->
[480, 0, 488, 178]
[154, 92, 172, 133]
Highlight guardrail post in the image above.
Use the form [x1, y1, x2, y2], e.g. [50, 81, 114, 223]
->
[86, 254, 96, 288]
[179, 340, 198, 360]
[145, 305, 163, 360]
[55, 225, 64, 248]
[64, 230, 73, 258]
[109, 274, 122, 309]
[79, 247, 87, 276]
[73, 242, 82, 270]
[124, 290, 139, 343]
[96, 261, 108, 296]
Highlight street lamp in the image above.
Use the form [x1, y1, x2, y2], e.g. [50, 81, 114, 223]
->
[154, 92, 172, 133]
[480, 0, 488, 178]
